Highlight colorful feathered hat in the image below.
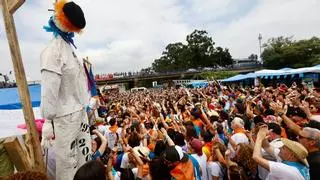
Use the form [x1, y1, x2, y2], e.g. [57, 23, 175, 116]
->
[54, 0, 86, 33]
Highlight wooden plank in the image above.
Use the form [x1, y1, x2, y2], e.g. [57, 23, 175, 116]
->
[1, 0, 45, 172]
[3, 137, 32, 171]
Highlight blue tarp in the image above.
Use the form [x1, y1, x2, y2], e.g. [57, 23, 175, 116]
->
[188, 81, 208, 88]
[0, 85, 41, 110]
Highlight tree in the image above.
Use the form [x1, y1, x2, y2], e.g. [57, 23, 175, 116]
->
[186, 30, 216, 68]
[151, 29, 233, 72]
[248, 54, 258, 61]
[214, 47, 233, 67]
[262, 36, 320, 69]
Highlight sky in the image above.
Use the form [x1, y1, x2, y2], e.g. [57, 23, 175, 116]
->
[0, 0, 319, 81]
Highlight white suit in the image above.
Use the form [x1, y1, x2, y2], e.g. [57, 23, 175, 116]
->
[40, 36, 91, 180]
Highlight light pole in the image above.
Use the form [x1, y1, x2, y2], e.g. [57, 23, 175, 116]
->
[258, 33, 262, 63]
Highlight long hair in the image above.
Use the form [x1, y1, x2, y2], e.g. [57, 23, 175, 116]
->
[228, 165, 248, 180]
[6, 171, 48, 180]
[236, 143, 257, 172]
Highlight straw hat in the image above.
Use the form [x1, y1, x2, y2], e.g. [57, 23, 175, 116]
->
[281, 138, 309, 166]
[207, 110, 219, 117]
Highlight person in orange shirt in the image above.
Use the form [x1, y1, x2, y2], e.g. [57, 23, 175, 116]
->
[201, 131, 214, 159]
[164, 146, 197, 180]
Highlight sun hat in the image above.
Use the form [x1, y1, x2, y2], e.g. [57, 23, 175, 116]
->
[281, 138, 309, 166]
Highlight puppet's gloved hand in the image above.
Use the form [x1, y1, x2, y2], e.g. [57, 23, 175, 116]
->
[41, 119, 54, 149]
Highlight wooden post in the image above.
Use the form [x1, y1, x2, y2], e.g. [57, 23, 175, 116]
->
[0, 0, 45, 172]
[3, 137, 32, 171]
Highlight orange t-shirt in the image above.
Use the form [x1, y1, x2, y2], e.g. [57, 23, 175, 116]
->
[192, 118, 203, 127]
[170, 160, 195, 180]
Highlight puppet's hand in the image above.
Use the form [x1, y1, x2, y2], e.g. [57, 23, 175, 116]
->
[41, 120, 54, 149]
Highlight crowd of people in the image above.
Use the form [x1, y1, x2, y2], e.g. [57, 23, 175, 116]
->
[5, 81, 320, 180]
[78, 80, 319, 180]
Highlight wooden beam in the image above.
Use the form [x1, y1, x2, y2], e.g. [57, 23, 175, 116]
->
[9, 0, 25, 14]
[0, 0, 25, 14]
[3, 137, 32, 171]
[1, 0, 45, 172]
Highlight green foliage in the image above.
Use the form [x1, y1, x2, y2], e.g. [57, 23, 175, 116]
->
[199, 71, 238, 80]
[151, 30, 233, 72]
[248, 54, 258, 61]
[262, 36, 320, 69]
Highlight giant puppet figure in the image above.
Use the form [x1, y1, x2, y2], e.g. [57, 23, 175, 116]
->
[40, 1, 91, 179]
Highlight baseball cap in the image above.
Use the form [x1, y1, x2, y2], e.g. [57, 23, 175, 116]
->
[189, 138, 203, 155]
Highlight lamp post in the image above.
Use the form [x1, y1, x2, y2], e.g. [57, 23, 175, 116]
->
[258, 33, 262, 63]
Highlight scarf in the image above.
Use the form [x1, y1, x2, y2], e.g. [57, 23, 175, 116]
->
[109, 125, 118, 133]
[43, 16, 77, 49]
[233, 127, 246, 135]
[203, 142, 213, 159]
[282, 161, 310, 180]
[189, 155, 201, 180]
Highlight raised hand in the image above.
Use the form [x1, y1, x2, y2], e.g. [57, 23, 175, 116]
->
[299, 100, 310, 112]
[270, 102, 283, 114]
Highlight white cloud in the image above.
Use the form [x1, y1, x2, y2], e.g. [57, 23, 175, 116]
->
[211, 0, 320, 58]
[0, 0, 319, 81]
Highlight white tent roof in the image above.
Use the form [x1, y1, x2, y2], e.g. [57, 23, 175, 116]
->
[222, 64, 320, 82]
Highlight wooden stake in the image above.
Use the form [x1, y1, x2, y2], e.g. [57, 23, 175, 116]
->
[3, 137, 32, 171]
[1, 0, 45, 172]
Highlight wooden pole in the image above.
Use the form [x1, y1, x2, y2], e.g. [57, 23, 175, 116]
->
[83, 56, 92, 68]
[1, 0, 45, 172]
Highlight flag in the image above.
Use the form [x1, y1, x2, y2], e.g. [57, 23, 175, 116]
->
[89, 66, 97, 96]
[83, 63, 97, 97]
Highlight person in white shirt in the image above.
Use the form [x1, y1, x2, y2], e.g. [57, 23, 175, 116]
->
[40, 1, 91, 180]
[87, 96, 105, 126]
[258, 123, 283, 179]
[189, 138, 208, 180]
[228, 117, 249, 158]
[207, 143, 226, 180]
[105, 118, 122, 149]
[253, 125, 310, 180]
